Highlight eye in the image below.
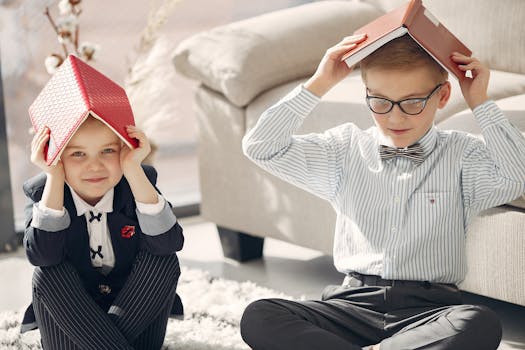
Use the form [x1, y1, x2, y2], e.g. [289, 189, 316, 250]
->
[102, 148, 117, 154]
[403, 98, 425, 106]
[71, 151, 85, 157]
[368, 97, 392, 113]
[400, 98, 426, 114]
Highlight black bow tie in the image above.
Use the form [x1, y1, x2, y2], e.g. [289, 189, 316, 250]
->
[379, 143, 425, 165]
[89, 211, 102, 223]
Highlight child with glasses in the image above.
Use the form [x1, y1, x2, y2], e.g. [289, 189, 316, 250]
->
[240, 33, 525, 350]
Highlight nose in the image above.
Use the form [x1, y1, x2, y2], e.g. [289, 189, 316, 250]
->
[388, 104, 407, 124]
[86, 157, 104, 171]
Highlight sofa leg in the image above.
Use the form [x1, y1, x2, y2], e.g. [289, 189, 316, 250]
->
[217, 226, 264, 262]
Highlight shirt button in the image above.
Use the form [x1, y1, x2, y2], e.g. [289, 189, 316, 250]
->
[391, 227, 397, 233]
[394, 196, 400, 203]
[99, 284, 112, 295]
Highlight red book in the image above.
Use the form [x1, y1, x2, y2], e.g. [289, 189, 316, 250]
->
[29, 55, 138, 166]
[341, 0, 472, 80]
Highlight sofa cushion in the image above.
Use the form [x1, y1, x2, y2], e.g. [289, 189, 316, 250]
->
[438, 94, 525, 209]
[172, 1, 382, 107]
[246, 71, 373, 134]
[437, 70, 525, 124]
[460, 206, 525, 306]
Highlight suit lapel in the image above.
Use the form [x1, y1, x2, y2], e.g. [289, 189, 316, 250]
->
[107, 176, 138, 273]
[63, 186, 92, 266]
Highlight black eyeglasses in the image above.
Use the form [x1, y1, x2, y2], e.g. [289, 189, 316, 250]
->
[366, 83, 444, 116]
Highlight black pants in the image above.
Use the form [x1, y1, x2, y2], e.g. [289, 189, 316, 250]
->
[240, 275, 502, 350]
[32, 251, 180, 350]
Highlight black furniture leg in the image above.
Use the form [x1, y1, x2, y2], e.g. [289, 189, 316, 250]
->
[217, 226, 264, 262]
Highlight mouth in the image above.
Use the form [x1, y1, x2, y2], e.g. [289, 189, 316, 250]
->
[389, 128, 411, 135]
[84, 177, 107, 183]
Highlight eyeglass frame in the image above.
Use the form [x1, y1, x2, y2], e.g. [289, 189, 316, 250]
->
[365, 83, 444, 116]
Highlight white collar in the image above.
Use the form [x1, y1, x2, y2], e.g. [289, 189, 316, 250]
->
[68, 186, 114, 216]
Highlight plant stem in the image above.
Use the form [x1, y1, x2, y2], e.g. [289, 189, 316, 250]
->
[44, 7, 68, 58]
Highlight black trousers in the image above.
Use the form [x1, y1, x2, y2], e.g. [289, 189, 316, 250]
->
[32, 251, 180, 350]
[240, 275, 502, 350]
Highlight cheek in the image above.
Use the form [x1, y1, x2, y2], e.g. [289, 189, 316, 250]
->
[372, 115, 387, 129]
[62, 160, 79, 182]
[106, 157, 123, 178]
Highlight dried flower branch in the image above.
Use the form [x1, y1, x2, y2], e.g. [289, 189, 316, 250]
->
[125, 0, 183, 163]
[43, 0, 99, 74]
[126, 0, 183, 89]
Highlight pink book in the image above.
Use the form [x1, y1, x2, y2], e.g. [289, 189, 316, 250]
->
[29, 55, 138, 166]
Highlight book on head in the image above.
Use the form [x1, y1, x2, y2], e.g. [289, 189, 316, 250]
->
[341, 0, 472, 80]
[28, 54, 138, 166]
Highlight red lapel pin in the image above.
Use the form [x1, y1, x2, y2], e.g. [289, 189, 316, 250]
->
[430, 199, 435, 204]
[121, 225, 135, 238]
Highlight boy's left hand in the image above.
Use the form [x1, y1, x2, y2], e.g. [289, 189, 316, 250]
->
[120, 125, 151, 174]
[451, 52, 490, 109]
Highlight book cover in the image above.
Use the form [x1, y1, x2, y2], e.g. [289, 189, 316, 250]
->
[341, 0, 472, 80]
[29, 55, 138, 166]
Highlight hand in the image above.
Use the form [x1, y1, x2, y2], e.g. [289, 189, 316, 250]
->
[30, 127, 64, 179]
[31, 127, 65, 210]
[120, 125, 158, 204]
[304, 33, 367, 97]
[451, 52, 490, 109]
[120, 125, 151, 174]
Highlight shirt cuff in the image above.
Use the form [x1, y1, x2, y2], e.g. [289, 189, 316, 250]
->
[31, 202, 70, 232]
[136, 193, 165, 215]
[135, 197, 177, 236]
[472, 100, 507, 130]
[280, 84, 320, 118]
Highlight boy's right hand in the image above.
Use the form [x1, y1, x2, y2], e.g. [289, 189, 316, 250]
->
[304, 33, 367, 97]
[30, 127, 64, 179]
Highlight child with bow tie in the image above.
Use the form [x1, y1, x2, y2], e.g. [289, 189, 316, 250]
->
[22, 117, 184, 350]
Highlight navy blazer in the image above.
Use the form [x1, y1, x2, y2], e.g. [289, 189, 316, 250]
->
[22, 165, 184, 330]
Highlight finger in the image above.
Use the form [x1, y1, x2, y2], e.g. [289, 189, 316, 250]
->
[126, 125, 143, 133]
[450, 53, 477, 64]
[126, 130, 146, 142]
[328, 43, 362, 60]
[330, 43, 358, 55]
[36, 132, 50, 153]
[31, 127, 47, 147]
[32, 129, 48, 152]
[457, 61, 482, 71]
[341, 33, 367, 44]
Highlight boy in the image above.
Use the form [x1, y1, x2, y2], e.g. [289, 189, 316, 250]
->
[240, 34, 525, 350]
[22, 117, 184, 350]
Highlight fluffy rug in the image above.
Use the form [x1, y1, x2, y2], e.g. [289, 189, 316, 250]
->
[0, 267, 296, 349]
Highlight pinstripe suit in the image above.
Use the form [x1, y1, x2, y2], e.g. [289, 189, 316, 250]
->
[240, 86, 525, 349]
[21, 165, 184, 350]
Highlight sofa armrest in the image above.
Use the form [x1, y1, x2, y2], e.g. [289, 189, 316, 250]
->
[172, 1, 382, 107]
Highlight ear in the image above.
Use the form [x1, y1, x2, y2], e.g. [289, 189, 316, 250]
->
[437, 81, 451, 109]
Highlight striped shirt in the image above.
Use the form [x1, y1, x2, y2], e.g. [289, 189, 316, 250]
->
[242, 85, 525, 284]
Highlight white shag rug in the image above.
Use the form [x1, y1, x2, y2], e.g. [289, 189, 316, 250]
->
[0, 266, 297, 350]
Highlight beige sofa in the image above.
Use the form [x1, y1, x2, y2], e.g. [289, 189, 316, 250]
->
[173, 0, 525, 306]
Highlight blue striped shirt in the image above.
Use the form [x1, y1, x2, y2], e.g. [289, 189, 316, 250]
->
[242, 85, 525, 284]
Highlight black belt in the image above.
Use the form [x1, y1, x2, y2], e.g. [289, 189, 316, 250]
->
[345, 272, 457, 289]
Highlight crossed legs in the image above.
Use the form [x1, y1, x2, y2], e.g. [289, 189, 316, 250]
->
[32, 251, 180, 350]
[241, 283, 502, 350]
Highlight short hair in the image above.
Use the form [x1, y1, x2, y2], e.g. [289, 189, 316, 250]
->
[360, 34, 448, 83]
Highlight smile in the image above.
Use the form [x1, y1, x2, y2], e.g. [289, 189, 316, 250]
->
[389, 128, 411, 135]
[84, 177, 107, 183]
